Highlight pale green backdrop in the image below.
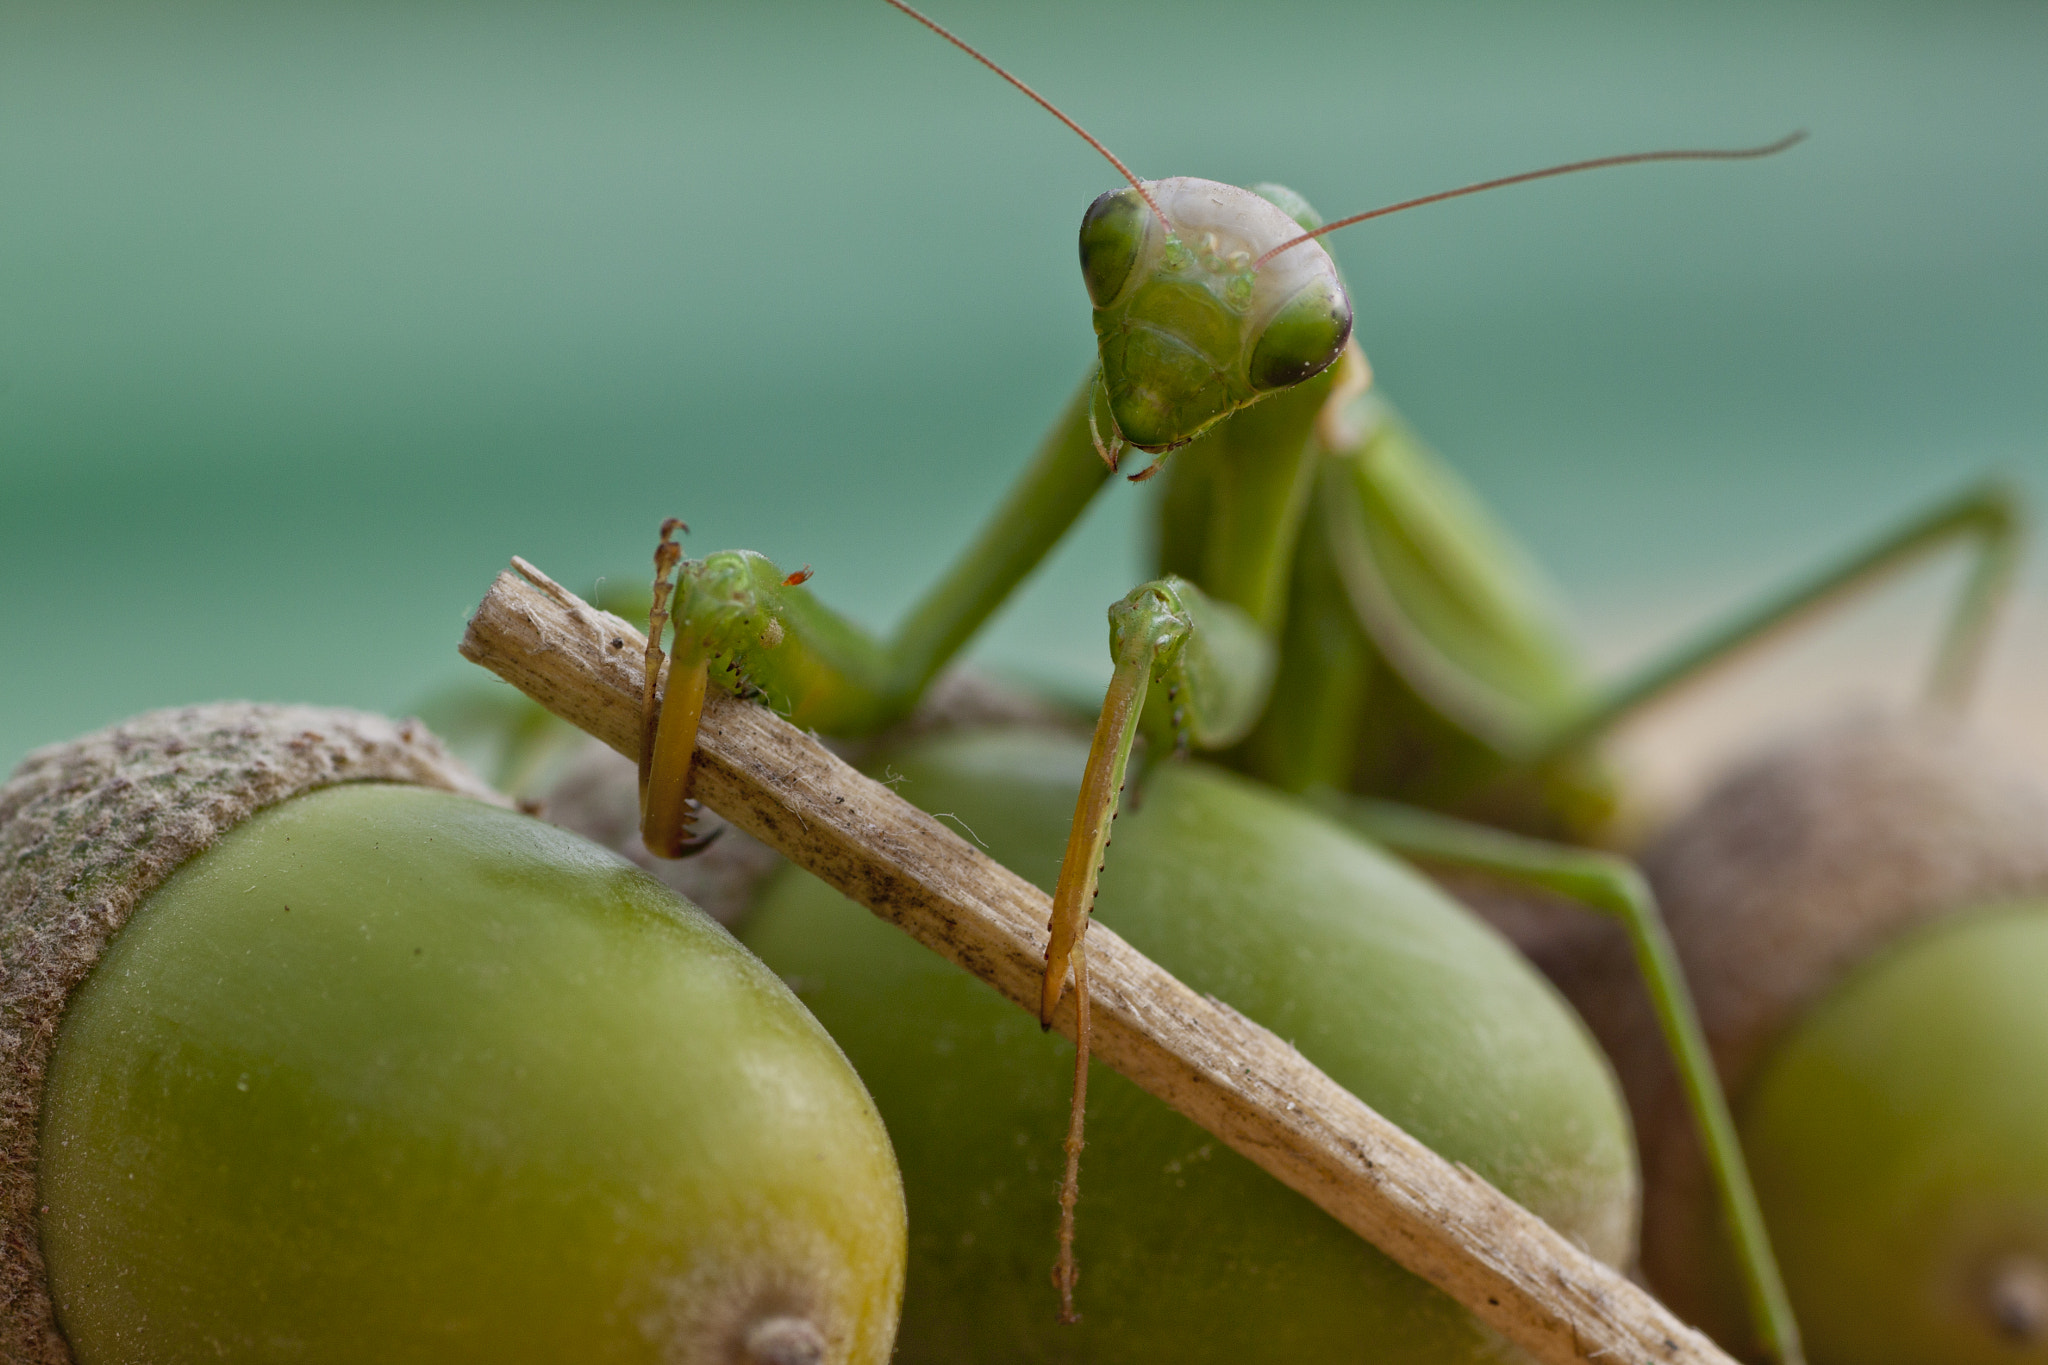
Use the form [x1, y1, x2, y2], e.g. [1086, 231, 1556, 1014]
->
[3, 0, 2045, 774]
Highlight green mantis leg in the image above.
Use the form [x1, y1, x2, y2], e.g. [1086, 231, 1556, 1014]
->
[1042, 579, 1273, 1020]
[1535, 481, 2023, 760]
[641, 357, 1335, 862]
[1312, 391, 2021, 783]
[1041, 366, 1336, 1015]
[1039, 574, 1273, 1321]
[1320, 793, 1805, 1365]
[642, 520, 717, 857]
[1006, 370, 1337, 1319]
[638, 373, 1115, 854]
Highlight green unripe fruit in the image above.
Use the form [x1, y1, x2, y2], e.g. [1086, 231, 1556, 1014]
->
[742, 727, 1637, 1362]
[1591, 716, 2048, 1365]
[1, 705, 904, 1365]
[1742, 903, 2048, 1365]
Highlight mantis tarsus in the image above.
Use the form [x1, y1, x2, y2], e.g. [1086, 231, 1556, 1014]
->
[629, 3, 2024, 1360]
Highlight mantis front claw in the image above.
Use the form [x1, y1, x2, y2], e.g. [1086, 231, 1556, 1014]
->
[1038, 581, 1201, 1027]
[639, 519, 720, 858]
[641, 650, 719, 859]
[636, 523, 849, 859]
[1037, 575, 1274, 1320]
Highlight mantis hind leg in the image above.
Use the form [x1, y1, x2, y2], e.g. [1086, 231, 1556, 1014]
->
[1321, 793, 1805, 1365]
[1306, 407, 2020, 830]
[1536, 481, 2024, 759]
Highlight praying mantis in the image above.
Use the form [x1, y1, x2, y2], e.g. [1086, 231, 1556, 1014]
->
[627, 4, 2023, 1362]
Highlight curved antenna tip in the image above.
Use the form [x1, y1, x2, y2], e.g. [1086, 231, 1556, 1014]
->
[1253, 130, 1812, 270]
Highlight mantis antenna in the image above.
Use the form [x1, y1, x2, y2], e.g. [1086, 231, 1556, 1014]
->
[880, 0, 1174, 232]
[881, 0, 1804, 280]
[1252, 132, 1808, 269]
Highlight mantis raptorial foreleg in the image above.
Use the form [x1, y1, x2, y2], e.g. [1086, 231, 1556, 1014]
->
[1321, 794, 1805, 1365]
[1040, 578, 1272, 1023]
[1023, 368, 1337, 1322]
[638, 377, 1116, 854]
[640, 519, 717, 856]
[1038, 574, 1272, 1322]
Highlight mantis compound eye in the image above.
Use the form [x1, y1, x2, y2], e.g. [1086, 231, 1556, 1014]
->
[1078, 187, 1149, 307]
[1247, 277, 1352, 393]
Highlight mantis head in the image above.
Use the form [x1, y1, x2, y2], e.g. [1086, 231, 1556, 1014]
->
[881, 0, 1799, 461]
[1079, 178, 1353, 453]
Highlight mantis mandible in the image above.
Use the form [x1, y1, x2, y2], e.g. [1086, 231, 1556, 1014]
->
[630, 4, 2024, 1361]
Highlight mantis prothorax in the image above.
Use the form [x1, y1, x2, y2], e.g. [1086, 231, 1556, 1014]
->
[633, 2, 2025, 1358]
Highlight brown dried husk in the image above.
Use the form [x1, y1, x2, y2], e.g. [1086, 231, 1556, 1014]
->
[1568, 714, 2048, 1347]
[0, 703, 501, 1365]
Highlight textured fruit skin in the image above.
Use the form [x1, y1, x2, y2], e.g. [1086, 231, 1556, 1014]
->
[1601, 717, 2048, 1361]
[38, 784, 904, 1364]
[1739, 903, 2048, 1365]
[742, 728, 1636, 1362]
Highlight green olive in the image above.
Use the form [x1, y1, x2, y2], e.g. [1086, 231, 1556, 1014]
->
[5, 707, 904, 1365]
[741, 726, 1637, 1362]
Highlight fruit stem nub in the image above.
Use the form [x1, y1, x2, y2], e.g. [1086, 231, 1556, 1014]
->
[742, 1314, 827, 1365]
[1987, 1256, 2048, 1344]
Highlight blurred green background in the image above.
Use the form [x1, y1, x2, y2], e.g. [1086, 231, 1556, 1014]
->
[4, 0, 2045, 789]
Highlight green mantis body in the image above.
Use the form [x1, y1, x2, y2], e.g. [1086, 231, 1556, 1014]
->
[632, 4, 2026, 1360]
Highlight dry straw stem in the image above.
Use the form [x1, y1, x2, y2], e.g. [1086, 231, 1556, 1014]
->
[461, 559, 1733, 1365]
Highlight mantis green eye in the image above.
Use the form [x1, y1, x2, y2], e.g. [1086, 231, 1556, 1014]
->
[1078, 187, 1149, 307]
[1247, 277, 1352, 392]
